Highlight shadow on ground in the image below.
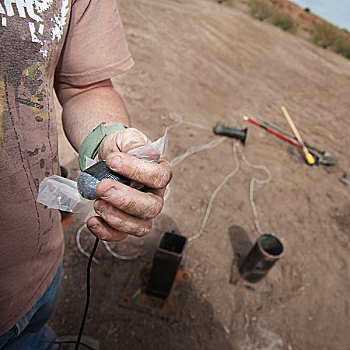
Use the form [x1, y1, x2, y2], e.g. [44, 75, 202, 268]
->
[50, 214, 233, 349]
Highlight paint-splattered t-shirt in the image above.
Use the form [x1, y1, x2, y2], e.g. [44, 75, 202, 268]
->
[0, 0, 133, 334]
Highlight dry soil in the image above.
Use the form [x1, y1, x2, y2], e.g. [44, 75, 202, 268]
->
[52, 1, 350, 349]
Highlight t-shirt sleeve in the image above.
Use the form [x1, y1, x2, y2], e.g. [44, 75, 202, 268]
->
[55, 0, 134, 85]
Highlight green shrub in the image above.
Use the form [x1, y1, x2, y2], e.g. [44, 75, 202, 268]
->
[312, 22, 350, 59]
[270, 11, 296, 32]
[312, 22, 339, 48]
[333, 37, 350, 59]
[250, 0, 274, 21]
[249, 0, 296, 32]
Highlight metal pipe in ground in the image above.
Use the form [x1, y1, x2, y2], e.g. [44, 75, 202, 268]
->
[145, 231, 187, 299]
[238, 234, 284, 284]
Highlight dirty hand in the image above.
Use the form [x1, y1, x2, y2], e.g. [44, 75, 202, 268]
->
[86, 128, 172, 242]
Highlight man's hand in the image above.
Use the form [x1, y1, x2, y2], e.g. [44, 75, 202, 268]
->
[55, 78, 170, 241]
[86, 128, 172, 241]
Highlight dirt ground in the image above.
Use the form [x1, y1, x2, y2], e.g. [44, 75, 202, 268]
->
[51, 0, 350, 349]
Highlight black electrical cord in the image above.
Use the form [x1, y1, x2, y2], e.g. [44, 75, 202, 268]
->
[75, 237, 100, 350]
[53, 237, 99, 350]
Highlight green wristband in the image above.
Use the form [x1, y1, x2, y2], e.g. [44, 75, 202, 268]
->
[78, 122, 126, 171]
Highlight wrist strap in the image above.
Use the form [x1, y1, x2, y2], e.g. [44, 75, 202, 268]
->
[78, 122, 126, 170]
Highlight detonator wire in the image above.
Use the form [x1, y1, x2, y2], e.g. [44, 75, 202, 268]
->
[75, 237, 99, 350]
[188, 141, 240, 241]
[69, 114, 271, 350]
[163, 113, 272, 240]
[53, 238, 99, 350]
[75, 113, 272, 256]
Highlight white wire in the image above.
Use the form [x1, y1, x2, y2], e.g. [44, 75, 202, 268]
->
[76, 224, 100, 264]
[188, 141, 240, 241]
[76, 223, 139, 261]
[170, 137, 226, 167]
[237, 146, 272, 236]
[103, 241, 139, 261]
[164, 113, 225, 201]
[188, 141, 272, 241]
[169, 112, 212, 131]
[75, 113, 272, 259]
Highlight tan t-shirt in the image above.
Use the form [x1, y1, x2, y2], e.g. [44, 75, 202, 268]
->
[0, 0, 133, 334]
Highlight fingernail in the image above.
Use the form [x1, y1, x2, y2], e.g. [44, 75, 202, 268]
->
[96, 204, 109, 215]
[136, 228, 150, 237]
[110, 157, 121, 170]
[101, 187, 115, 199]
[88, 224, 98, 231]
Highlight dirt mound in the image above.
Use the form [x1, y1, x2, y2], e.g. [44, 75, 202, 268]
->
[268, 0, 324, 29]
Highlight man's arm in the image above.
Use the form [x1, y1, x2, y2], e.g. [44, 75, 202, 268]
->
[55, 79, 172, 242]
[57, 79, 131, 150]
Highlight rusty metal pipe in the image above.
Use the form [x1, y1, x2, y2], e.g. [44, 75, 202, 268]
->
[145, 231, 187, 299]
[238, 234, 283, 284]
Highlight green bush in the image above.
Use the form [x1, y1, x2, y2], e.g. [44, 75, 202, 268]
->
[312, 22, 339, 48]
[312, 22, 350, 59]
[249, 0, 296, 32]
[250, 0, 274, 21]
[271, 11, 296, 32]
[333, 37, 350, 59]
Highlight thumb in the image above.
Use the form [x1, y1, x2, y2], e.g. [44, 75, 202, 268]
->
[98, 127, 151, 160]
[116, 128, 151, 153]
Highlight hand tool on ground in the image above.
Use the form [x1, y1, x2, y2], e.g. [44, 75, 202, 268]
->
[281, 106, 315, 165]
[247, 115, 298, 141]
[243, 115, 300, 147]
[242, 115, 337, 166]
[213, 124, 248, 144]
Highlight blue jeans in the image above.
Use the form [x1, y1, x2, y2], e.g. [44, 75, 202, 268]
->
[0, 262, 62, 350]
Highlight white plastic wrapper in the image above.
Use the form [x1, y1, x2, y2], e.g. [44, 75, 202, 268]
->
[37, 133, 167, 218]
[37, 175, 93, 213]
[128, 136, 165, 162]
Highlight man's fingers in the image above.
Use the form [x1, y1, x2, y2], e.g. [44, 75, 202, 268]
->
[90, 127, 170, 242]
[95, 179, 164, 220]
[87, 210, 152, 241]
[105, 153, 172, 189]
[97, 127, 171, 189]
[87, 216, 129, 242]
[89, 201, 153, 239]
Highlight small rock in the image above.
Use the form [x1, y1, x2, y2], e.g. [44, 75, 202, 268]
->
[341, 172, 348, 186]
[223, 325, 231, 334]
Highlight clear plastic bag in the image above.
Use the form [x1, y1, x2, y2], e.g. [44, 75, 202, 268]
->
[37, 133, 166, 218]
[37, 175, 93, 213]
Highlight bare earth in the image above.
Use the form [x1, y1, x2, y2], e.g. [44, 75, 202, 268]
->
[52, 0, 350, 349]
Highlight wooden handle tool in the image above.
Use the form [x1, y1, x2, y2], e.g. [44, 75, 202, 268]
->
[281, 106, 315, 165]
